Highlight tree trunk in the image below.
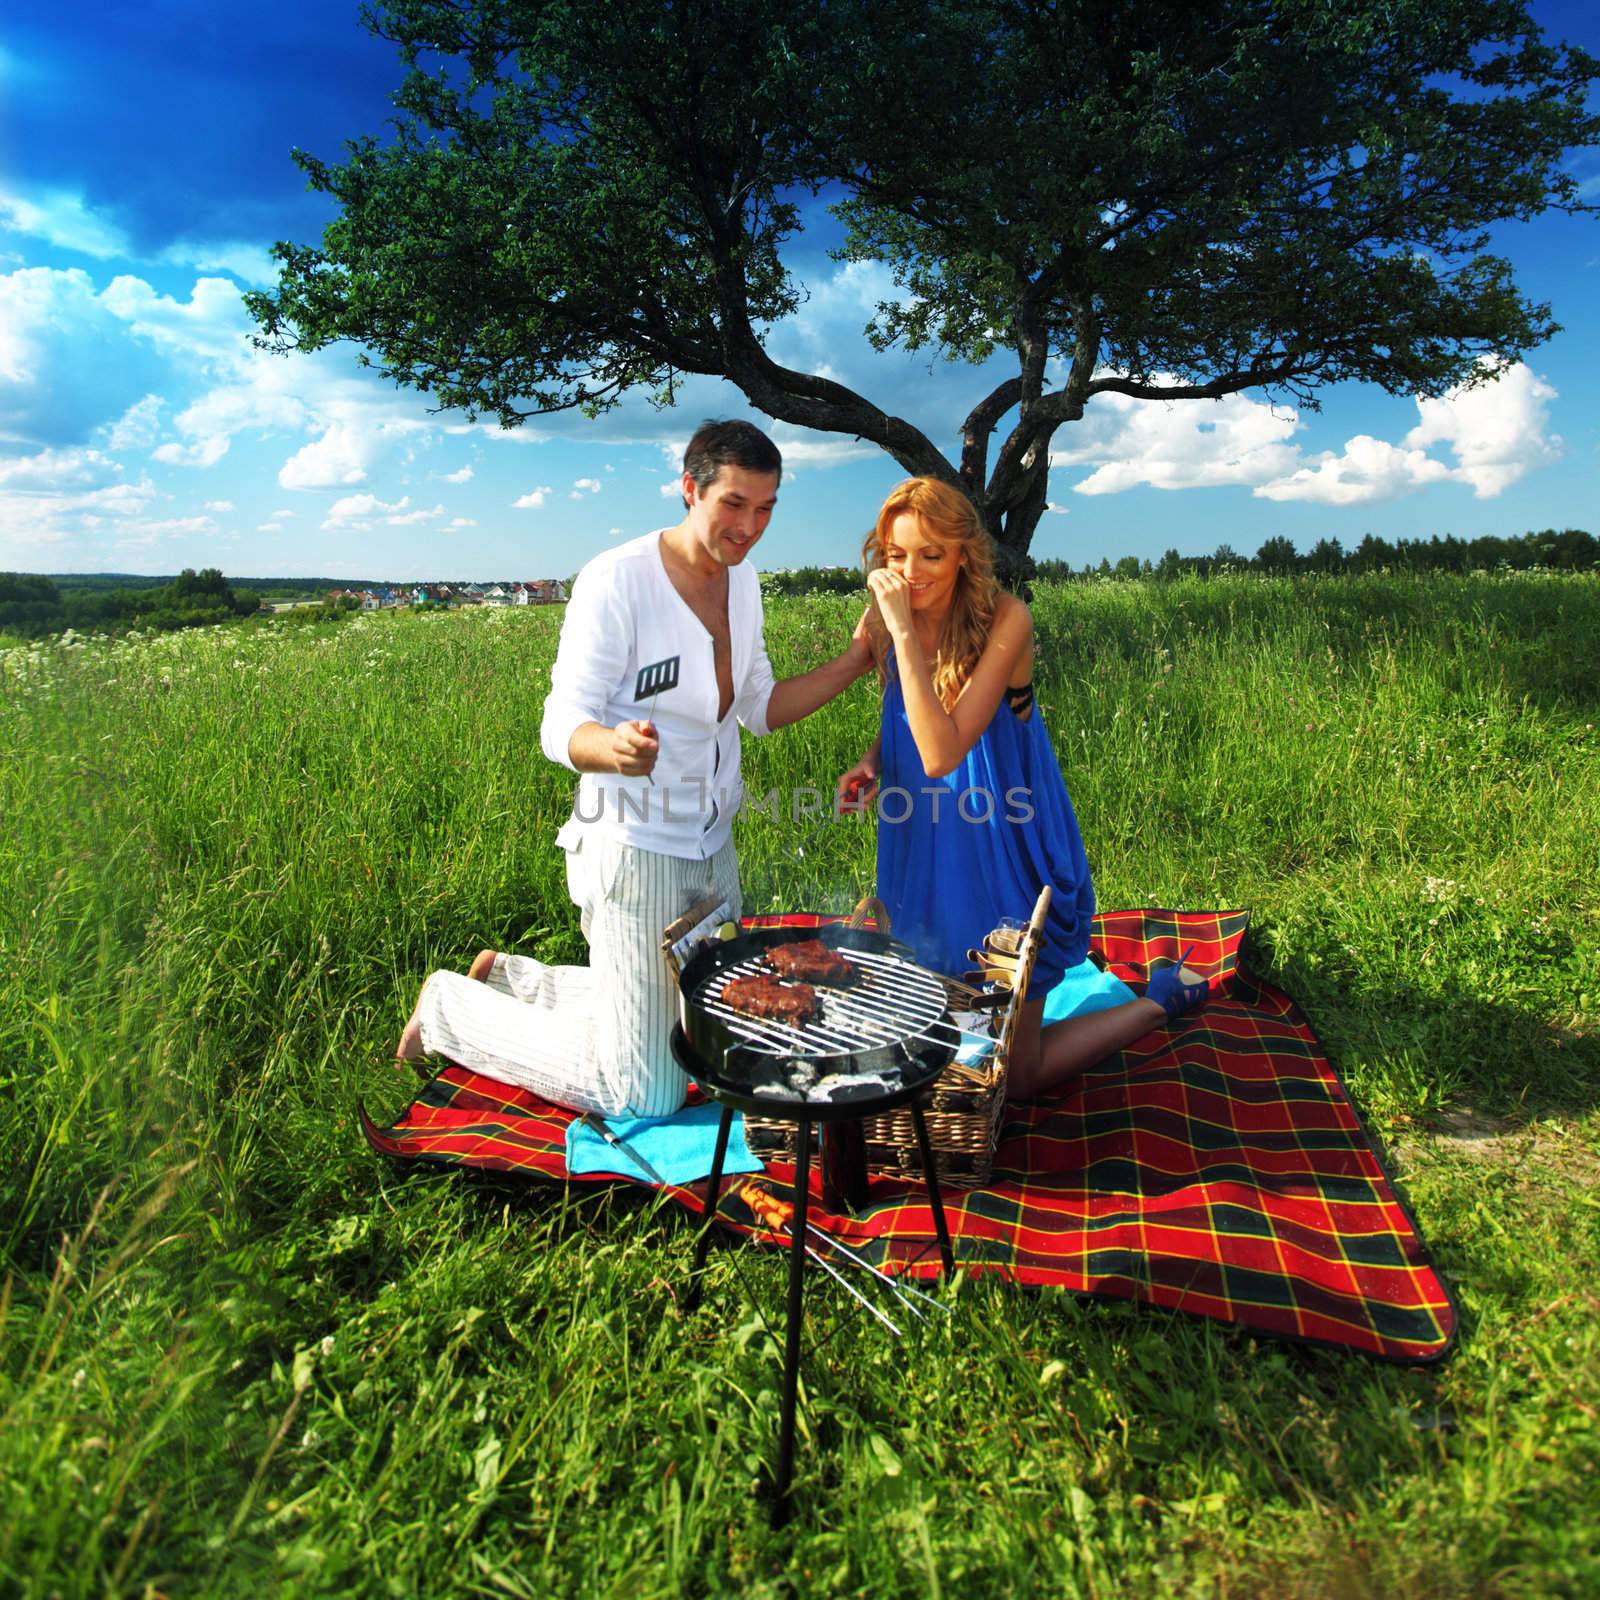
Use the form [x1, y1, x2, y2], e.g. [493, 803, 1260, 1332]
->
[976, 478, 1048, 593]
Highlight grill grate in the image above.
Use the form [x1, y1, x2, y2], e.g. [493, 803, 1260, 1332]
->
[690, 945, 947, 1058]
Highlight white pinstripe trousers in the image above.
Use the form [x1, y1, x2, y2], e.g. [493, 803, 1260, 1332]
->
[415, 834, 741, 1118]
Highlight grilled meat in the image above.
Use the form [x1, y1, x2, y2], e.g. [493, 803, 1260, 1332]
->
[763, 938, 859, 987]
[720, 974, 823, 1026]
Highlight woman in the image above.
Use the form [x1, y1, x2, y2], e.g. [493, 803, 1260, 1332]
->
[836, 477, 1206, 1099]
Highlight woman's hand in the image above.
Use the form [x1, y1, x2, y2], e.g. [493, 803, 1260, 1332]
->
[866, 568, 916, 638]
[836, 751, 879, 813]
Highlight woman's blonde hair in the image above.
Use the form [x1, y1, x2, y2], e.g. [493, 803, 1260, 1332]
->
[862, 477, 1000, 709]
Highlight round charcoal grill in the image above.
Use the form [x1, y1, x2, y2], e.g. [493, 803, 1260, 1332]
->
[675, 923, 957, 1116]
[674, 922, 961, 1526]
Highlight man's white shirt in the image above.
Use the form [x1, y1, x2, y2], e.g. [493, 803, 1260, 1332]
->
[541, 530, 777, 860]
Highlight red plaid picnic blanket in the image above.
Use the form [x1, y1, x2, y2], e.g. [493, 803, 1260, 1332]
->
[362, 908, 1456, 1365]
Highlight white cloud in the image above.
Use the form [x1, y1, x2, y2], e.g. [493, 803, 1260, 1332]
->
[1252, 436, 1455, 505]
[1256, 360, 1559, 505]
[0, 265, 436, 505]
[659, 480, 682, 498]
[572, 476, 602, 495]
[1402, 359, 1559, 497]
[515, 486, 554, 509]
[156, 240, 278, 287]
[448, 517, 478, 528]
[768, 433, 877, 471]
[443, 464, 474, 483]
[153, 434, 232, 468]
[0, 265, 353, 484]
[1044, 359, 1560, 507]
[104, 394, 165, 451]
[81, 481, 159, 515]
[159, 383, 307, 471]
[0, 184, 130, 259]
[652, 428, 870, 482]
[99, 273, 257, 365]
[204, 499, 235, 513]
[0, 455, 160, 551]
[322, 492, 409, 531]
[1054, 384, 1302, 495]
[604, 463, 615, 473]
[0, 180, 278, 288]
[386, 503, 446, 526]
[0, 267, 172, 441]
[1044, 502, 1070, 515]
[446, 422, 550, 444]
[280, 422, 372, 489]
[608, 527, 623, 538]
[126, 515, 216, 537]
[0, 446, 123, 490]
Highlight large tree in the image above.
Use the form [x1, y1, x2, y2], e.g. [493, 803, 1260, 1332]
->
[248, 0, 1598, 579]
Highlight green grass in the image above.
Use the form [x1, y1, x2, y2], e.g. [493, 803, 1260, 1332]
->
[2, 575, 1597, 1597]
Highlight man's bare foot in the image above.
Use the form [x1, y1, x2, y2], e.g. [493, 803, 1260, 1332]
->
[468, 949, 496, 983]
[394, 984, 428, 1065]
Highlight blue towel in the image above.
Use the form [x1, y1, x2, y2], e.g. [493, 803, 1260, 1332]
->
[563, 1103, 763, 1186]
[1040, 956, 1137, 1023]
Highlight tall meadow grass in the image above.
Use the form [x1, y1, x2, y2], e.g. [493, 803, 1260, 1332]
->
[1, 575, 1595, 1595]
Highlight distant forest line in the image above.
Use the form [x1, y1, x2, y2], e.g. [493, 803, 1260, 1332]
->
[0, 568, 268, 640]
[764, 526, 1597, 593]
[3, 526, 1593, 639]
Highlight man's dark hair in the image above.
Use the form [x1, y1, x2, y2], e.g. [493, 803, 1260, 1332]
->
[682, 419, 782, 507]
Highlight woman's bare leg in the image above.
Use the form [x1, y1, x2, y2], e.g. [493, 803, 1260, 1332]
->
[395, 950, 499, 1064]
[1005, 962, 1209, 1100]
[1005, 995, 1169, 1101]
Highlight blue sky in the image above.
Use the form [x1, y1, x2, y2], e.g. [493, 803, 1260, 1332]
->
[2, 3, 1597, 581]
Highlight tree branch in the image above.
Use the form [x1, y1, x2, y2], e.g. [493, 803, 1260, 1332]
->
[959, 378, 1021, 486]
[1084, 360, 1306, 402]
[987, 298, 1099, 516]
[706, 224, 958, 480]
[724, 334, 957, 481]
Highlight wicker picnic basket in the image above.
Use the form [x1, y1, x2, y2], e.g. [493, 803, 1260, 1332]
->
[663, 888, 1052, 1190]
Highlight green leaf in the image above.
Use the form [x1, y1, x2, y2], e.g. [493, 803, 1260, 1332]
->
[473, 1432, 503, 1495]
[866, 1431, 903, 1478]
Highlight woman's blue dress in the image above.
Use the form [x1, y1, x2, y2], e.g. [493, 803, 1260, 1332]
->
[875, 671, 1096, 994]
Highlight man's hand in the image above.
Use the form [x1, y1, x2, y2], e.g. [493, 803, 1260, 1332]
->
[611, 718, 659, 776]
[846, 604, 876, 677]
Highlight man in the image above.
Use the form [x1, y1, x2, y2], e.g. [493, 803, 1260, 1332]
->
[396, 420, 871, 1116]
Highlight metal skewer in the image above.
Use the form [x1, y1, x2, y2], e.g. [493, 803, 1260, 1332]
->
[795, 1233, 903, 1335]
[800, 1219, 953, 1318]
[738, 1182, 905, 1334]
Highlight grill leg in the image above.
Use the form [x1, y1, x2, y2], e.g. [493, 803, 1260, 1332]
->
[683, 1103, 735, 1313]
[771, 1116, 812, 1528]
[821, 1118, 868, 1212]
[910, 1100, 955, 1279]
